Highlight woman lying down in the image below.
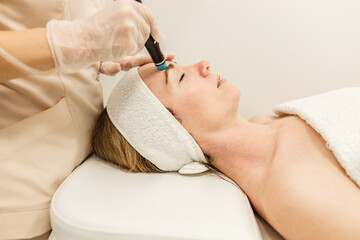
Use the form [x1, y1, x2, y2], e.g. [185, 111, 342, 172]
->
[92, 60, 360, 239]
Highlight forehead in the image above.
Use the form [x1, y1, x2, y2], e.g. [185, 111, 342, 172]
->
[138, 61, 180, 90]
[138, 62, 170, 102]
[138, 63, 165, 87]
[138, 62, 158, 78]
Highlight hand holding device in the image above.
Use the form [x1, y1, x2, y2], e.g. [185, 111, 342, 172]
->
[46, 0, 163, 73]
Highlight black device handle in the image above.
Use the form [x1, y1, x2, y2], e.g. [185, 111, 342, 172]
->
[134, 0, 166, 67]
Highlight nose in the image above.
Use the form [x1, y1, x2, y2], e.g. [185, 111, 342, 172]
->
[198, 60, 210, 77]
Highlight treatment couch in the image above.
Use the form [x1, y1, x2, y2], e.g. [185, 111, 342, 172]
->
[49, 155, 283, 240]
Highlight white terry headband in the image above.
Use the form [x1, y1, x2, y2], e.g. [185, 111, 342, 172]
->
[107, 68, 208, 174]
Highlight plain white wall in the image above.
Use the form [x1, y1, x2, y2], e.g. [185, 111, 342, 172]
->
[100, 0, 360, 119]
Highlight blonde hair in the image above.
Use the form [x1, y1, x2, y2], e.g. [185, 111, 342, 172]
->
[91, 108, 223, 175]
[92, 108, 164, 173]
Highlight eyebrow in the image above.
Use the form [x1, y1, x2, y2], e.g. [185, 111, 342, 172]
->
[165, 63, 175, 85]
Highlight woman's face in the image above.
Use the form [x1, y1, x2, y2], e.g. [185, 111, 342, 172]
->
[138, 60, 240, 138]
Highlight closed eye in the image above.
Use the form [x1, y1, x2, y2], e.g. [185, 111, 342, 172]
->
[179, 73, 185, 82]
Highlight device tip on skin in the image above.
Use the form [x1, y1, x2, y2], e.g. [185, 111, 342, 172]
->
[156, 60, 168, 71]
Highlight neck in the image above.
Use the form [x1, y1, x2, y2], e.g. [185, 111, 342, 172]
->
[200, 116, 280, 201]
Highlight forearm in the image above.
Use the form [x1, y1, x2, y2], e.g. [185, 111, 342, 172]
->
[0, 28, 55, 82]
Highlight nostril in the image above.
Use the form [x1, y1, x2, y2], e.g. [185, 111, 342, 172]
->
[203, 67, 209, 76]
[198, 60, 210, 76]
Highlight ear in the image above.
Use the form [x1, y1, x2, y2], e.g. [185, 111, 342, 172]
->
[178, 162, 209, 175]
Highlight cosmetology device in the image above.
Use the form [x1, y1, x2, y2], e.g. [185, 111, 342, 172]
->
[135, 0, 168, 71]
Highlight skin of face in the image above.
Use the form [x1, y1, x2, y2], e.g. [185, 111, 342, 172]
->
[138, 60, 241, 141]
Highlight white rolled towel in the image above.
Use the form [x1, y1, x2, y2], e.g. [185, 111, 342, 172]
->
[273, 87, 360, 187]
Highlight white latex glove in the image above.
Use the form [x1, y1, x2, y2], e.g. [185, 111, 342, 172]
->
[100, 53, 175, 75]
[46, 0, 164, 73]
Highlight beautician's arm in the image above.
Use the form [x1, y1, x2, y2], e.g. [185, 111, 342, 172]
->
[0, 28, 55, 82]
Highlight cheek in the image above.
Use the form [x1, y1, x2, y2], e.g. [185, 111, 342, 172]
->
[182, 86, 211, 112]
[174, 89, 215, 132]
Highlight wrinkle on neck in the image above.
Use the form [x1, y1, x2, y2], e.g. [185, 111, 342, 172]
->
[200, 116, 280, 200]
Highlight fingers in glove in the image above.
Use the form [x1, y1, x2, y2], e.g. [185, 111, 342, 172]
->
[100, 61, 121, 75]
[132, 53, 174, 66]
[164, 54, 175, 62]
[134, 1, 165, 42]
[115, 53, 175, 71]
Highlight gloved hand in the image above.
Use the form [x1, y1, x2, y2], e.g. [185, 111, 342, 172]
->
[46, 0, 164, 73]
[100, 53, 175, 75]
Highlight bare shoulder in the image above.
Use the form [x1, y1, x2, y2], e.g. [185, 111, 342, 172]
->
[248, 114, 282, 124]
[262, 161, 360, 240]
[259, 115, 360, 239]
